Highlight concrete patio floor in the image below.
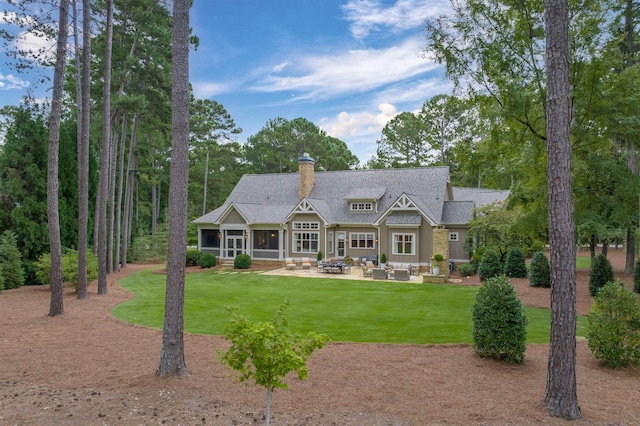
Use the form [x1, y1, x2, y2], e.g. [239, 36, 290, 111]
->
[261, 265, 424, 283]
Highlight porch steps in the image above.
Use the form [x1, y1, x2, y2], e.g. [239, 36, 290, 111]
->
[219, 259, 235, 270]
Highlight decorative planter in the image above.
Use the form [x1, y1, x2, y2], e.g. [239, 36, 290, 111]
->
[433, 265, 440, 275]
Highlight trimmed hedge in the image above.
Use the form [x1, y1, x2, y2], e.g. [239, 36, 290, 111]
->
[186, 250, 201, 266]
[589, 254, 614, 297]
[458, 263, 476, 277]
[588, 280, 640, 368]
[478, 248, 502, 282]
[529, 251, 550, 288]
[234, 253, 252, 269]
[503, 246, 527, 278]
[472, 275, 528, 364]
[200, 253, 217, 268]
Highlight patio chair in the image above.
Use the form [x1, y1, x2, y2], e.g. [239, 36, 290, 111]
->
[285, 258, 296, 270]
[317, 261, 325, 273]
[361, 261, 374, 277]
[301, 257, 311, 269]
[372, 268, 387, 280]
[394, 269, 410, 281]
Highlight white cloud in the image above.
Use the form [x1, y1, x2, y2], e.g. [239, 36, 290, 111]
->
[373, 78, 452, 105]
[320, 103, 399, 141]
[252, 37, 439, 100]
[191, 81, 232, 99]
[271, 61, 290, 72]
[0, 73, 30, 90]
[341, 0, 451, 39]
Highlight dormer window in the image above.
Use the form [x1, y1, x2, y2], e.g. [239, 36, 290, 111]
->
[350, 202, 373, 211]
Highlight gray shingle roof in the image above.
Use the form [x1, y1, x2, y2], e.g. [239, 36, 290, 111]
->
[193, 167, 509, 227]
[451, 187, 510, 207]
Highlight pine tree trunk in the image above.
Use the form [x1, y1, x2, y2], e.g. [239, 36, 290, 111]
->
[48, 0, 70, 316]
[107, 121, 118, 274]
[202, 148, 209, 216]
[157, 0, 190, 378]
[76, 0, 91, 299]
[543, 0, 580, 419]
[96, 0, 113, 295]
[115, 114, 127, 272]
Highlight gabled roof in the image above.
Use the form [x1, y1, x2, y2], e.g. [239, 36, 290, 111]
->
[194, 167, 509, 227]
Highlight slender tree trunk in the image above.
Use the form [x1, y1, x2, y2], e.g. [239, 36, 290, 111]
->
[265, 384, 272, 426]
[107, 109, 119, 273]
[202, 148, 209, 216]
[114, 115, 127, 271]
[96, 0, 113, 295]
[121, 114, 138, 266]
[48, 0, 70, 316]
[543, 0, 580, 419]
[76, 0, 91, 299]
[601, 241, 608, 257]
[157, 0, 190, 377]
[115, 113, 127, 272]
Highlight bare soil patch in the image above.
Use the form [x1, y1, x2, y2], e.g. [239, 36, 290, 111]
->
[1, 249, 639, 425]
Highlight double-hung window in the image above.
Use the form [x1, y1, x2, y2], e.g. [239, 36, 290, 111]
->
[349, 233, 375, 249]
[393, 233, 415, 255]
[292, 222, 319, 253]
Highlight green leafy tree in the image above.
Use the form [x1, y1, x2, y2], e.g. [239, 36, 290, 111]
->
[219, 304, 328, 426]
[588, 280, 640, 368]
[375, 111, 431, 167]
[466, 203, 542, 261]
[529, 251, 551, 288]
[0, 230, 25, 290]
[472, 275, 528, 364]
[588, 254, 615, 297]
[503, 246, 528, 278]
[0, 105, 51, 261]
[245, 117, 358, 173]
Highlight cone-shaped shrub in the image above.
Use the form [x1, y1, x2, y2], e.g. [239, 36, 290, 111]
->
[478, 248, 502, 281]
[0, 230, 24, 289]
[503, 246, 528, 278]
[588, 280, 640, 367]
[529, 251, 550, 288]
[633, 259, 640, 294]
[472, 275, 528, 364]
[589, 254, 614, 297]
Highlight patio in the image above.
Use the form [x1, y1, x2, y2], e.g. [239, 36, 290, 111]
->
[262, 263, 424, 283]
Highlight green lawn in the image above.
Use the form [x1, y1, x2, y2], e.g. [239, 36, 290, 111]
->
[112, 268, 588, 345]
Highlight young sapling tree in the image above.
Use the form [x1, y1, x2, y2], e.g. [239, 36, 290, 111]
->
[219, 303, 328, 426]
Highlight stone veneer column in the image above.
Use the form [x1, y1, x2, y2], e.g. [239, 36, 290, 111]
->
[432, 227, 450, 279]
[298, 153, 315, 199]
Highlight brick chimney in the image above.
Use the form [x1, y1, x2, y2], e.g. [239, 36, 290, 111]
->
[298, 152, 315, 199]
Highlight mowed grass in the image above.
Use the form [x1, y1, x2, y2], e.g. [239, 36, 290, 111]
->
[112, 269, 587, 345]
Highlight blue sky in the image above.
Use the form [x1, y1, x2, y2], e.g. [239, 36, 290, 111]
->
[0, 0, 453, 164]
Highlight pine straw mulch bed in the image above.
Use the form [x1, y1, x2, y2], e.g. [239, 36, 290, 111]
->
[1, 249, 639, 425]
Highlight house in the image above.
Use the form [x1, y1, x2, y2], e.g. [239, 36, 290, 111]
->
[193, 153, 509, 275]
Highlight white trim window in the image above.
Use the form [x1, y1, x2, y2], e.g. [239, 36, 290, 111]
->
[328, 231, 334, 254]
[449, 232, 459, 242]
[350, 232, 375, 249]
[293, 222, 319, 253]
[393, 233, 415, 255]
[350, 202, 373, 211]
